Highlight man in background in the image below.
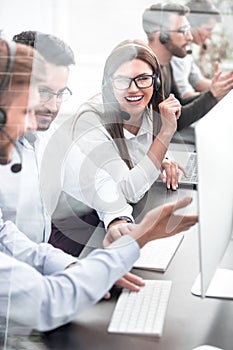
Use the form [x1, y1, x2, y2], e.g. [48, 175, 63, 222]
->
[171, 0, 222, 98]
[142, 3, 233, 131]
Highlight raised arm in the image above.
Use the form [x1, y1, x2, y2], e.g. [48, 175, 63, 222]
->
[104, 196, 198, 247]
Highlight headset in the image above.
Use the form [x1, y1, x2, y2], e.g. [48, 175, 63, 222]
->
[158, 4, 170, 45]
[143, 3, 175, 45]
[0, 104, 7, 128]
[0, 40, 16, 128]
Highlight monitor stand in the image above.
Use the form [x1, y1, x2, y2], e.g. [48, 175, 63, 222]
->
[191, 268, 233, 299]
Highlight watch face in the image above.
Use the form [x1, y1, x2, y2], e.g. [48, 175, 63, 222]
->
[108, 216, 133, 228]
[119, 216, 132, 223]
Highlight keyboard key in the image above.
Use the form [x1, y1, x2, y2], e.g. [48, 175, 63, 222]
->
[180, 153, 198, 183]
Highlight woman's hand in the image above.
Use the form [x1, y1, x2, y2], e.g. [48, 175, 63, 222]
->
[158, 94, 181, 133]
[160, 158, 186, 190]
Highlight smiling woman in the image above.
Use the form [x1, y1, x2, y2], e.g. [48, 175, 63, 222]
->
[71, 39, 184, 219]
[111, 59, 156, 131]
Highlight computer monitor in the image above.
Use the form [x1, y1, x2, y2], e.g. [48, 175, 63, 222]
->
[191, 90, 233, 299]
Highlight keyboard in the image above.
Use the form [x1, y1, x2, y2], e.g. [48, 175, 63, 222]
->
[179, 152, 198, 185]
[133, 233, 184, 272]
[157, 151, 198, 185]
[108, 280, 172, 337]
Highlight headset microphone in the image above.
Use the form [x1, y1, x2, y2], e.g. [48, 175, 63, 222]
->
[120, 111, 131, 120]
[0, 127, 22, 173]
[196, 29, 207, 51]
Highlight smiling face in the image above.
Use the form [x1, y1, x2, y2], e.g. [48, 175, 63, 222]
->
[112, 58, 154, 122]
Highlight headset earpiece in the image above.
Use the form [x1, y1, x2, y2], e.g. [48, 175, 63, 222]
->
[158, 3, 170, 45]
[159, 31, 170, 45]
[0, 108, 7, 129]
[154, 75, 161, 91]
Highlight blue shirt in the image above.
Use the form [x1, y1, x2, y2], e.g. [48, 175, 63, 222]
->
[0, 219, 139, 332]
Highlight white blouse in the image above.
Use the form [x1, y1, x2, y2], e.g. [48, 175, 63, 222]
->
[74, 97, 160, 204]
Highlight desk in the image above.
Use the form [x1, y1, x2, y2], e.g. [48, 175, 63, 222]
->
[6, 187, 233, 349]
[42, 185, 233, 350]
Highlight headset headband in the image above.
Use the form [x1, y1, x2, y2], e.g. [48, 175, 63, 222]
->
[112, 42, 161, 70]
[114, 42, 156, 57]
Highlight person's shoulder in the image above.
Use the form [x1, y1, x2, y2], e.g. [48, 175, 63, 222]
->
[76, 93, 104, 124]
[80, 93, 103, 110]
[172, 56, 184, 64]
[172, 55, 191, 66]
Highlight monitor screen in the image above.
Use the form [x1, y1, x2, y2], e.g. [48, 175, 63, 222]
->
[191, 90, 233, 298]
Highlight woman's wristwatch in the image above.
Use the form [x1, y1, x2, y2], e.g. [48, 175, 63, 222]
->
[108, 216, 133, 228]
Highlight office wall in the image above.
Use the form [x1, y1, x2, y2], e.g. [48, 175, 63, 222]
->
[50, 0, 159, 113]
[1, 0, 158, 115]
[1, 0, 232, 117]
[0, 0, 54, 39]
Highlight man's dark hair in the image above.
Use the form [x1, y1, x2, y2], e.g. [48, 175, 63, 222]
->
[13, 31, 75, 66]
[186, 0, 221, 28]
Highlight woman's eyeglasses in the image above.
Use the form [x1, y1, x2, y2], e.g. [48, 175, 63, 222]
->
[112, 74, 156, 90]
